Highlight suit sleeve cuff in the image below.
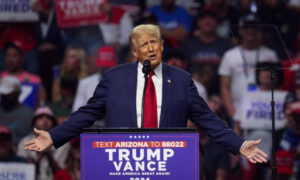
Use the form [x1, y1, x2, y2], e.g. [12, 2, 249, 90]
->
[239, 141, 247, 152]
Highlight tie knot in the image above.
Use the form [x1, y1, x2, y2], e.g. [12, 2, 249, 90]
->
[149, 70, 155, 77]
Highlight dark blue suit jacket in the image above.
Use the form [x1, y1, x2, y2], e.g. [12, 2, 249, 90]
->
[49, 62, 244, 154]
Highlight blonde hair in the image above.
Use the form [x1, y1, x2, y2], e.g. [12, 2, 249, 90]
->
[61, 45, 87, 79]
[129, 24, 161, 49]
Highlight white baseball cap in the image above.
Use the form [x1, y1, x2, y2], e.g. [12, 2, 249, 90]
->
[0, 76, 21, 95]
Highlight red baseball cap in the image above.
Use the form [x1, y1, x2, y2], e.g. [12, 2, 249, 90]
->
[0, 125, 12, 141]
[97, 45, 117, 68]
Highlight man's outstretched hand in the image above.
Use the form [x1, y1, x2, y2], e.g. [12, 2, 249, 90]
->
[24, 128, 53, 152]
[240, 139, 268, 163]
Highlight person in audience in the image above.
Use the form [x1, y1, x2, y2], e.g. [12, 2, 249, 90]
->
[288, 0, 300, 11]
[138, 11, 158, 25]
[17, 106, 70, 180]
[0, 76, 33, 146]
[97, 0, 134, 64]
[164, 50, 188, 70]
[31, 0, 62, 101]
[147, 0, 192, 48]
[164, 50, 210, 101]
[237, 0, 253, 16]
[72, 46, 117, 113]
[53, 138, 80, 180]
[204, 0, 240, 38]
[278, 101, 300, 180]
[0, 42, 46, 107]
[0, 125, 27, 162]
[234, 62, 284, 180]
[283, 68, 300, 128]
[145, 0, 200, 12]
[32, 0, 62, 53]
[258, 0, 299, 58]
[52, 46, 87, 102]
[188, 94, 230, 180]
[0, 27, 39, 75]
[180, 9, 231, 65]
[98, 0, 133, 50]
[50, 74, 78, 124]
[218, 14, 278, 121]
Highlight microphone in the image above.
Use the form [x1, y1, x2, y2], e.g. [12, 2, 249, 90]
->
[141, 60, 151, 128]
[142, 60, 151, 75]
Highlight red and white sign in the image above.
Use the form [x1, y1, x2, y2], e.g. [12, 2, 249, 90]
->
[55, 0, 108, 28]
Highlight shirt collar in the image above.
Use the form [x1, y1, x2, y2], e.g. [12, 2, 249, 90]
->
[138, 61, 162, 79]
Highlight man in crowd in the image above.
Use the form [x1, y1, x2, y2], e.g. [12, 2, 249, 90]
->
[218, 14, 278, 120]
[147, 0, 192, 48]
[0, 42, 46, 107]
[0, 125, 27, 162]
[18, 106, 69, 180]
[0, 76, 33, 146]
[25, 24, 268, 164]
[180, 9, 231, 65]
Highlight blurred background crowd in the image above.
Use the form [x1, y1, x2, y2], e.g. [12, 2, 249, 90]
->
[0, 0, 299, 180]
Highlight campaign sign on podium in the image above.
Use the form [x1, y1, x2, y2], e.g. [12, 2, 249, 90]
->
[81, 130, 199, 180]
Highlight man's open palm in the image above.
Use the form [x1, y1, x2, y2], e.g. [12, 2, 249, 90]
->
[24, 128, 53, 152]
[240, 139, 268, 163]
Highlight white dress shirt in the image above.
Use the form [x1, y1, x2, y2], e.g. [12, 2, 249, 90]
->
[136, 62, 162, 128]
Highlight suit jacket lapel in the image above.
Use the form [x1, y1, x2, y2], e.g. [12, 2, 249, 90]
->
[159, 63, 171, 127]
[124, 62, 138, 127]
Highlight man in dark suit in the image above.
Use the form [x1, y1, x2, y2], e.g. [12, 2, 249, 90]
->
[25, 24, 267, 164]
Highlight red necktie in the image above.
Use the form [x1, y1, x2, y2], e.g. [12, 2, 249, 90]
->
[143, 70, 158, 128]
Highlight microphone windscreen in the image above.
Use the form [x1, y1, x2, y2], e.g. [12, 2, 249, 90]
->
[142, 60, 151, 74]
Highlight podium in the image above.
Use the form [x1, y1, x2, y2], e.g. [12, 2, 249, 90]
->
[81, 128, 200, 180]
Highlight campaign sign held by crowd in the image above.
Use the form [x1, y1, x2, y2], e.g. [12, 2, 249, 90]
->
[55, 0, 108, 28]
[0, 163, 35, 180]
[0, 0, 38, 22]
[81, 133, 199, 180]
[236, 90, 287, 130]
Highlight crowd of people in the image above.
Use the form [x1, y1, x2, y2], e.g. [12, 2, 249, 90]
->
[0, 0, 299, 180]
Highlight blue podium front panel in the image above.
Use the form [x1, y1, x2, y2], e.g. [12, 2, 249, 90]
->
[81, 133, 199, 180]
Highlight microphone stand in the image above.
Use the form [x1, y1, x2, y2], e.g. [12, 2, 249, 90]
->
[270, 69, 277, 180]
[261, 66, 278, 180]
[141, 60, 151, 128]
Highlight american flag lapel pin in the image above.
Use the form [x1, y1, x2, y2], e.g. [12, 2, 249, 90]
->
[167, 79, 171, 83]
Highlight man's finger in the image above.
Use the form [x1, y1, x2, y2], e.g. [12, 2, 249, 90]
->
[25, 144, 37, 151]
[33, 128, 42, 135]
[249, 158, 256, 164]
[254, 138, 262, 145]
[254, 155, 263, 163]
[257, 155, 267, 163]
[257, 149, 268, 159]
[256, 153, 268, 163]
[24, 140, 35, 146]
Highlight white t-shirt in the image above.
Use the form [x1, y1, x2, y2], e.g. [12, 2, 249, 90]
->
[193, 80, 208, 102]
[99, 12, 133, 46]
[72, 73, 102, 112]
[218, 46, 278, 109]
[289, 0, 300, 6]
